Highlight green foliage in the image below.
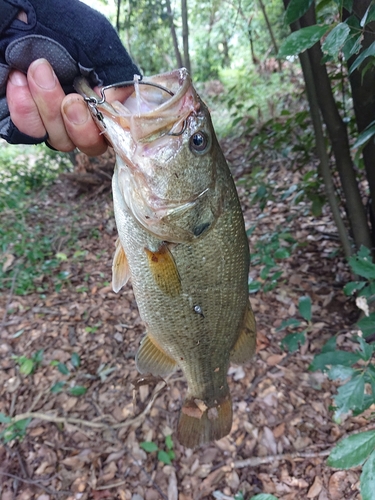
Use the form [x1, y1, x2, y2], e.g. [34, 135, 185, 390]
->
[49, 352, 93, 397]
[327, 431, 375, 469]
[12, 349, 44, 376]
[249, 228, 297, 293]
[321, 23, 350, 56]
[278, 25, 329, 58]
[0, 143, 73, 295]
[0, 417, 32, 443]
[140, 435, 175, 465]
[279, 0, 375, 81]
[0, 144, 70, 198]
[344, 247, 375, 335]
[284, 0, 314, 25]
[278, 295, 312, 352]
[311, 247, 375, 496]
[361, 450, 375, 500]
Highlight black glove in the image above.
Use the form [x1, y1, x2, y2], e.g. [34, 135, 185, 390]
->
[0, 0, 140, 144]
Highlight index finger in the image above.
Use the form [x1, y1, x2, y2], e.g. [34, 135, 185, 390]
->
[61, 86, 134, 156]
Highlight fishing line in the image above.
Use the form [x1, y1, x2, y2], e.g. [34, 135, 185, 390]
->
[84, 79, 174, 106]
[83, 78, 187, 137]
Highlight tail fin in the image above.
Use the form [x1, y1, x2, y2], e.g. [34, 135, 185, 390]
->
[177, 394, 232, 448]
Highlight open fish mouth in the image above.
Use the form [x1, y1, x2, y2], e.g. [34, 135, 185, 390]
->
[75, 68, 199, 142]
[75, 70, 220, 242]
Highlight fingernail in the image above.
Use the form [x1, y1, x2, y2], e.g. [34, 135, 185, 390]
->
[9, 71, 27, 86]
[31, 59, 56, 90]
[63, 98, 89, 125]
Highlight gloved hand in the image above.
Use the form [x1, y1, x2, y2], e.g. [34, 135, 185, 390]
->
[0, 0, 140, 145]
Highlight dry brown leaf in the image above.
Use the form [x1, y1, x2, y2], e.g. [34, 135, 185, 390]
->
[273, 422, 286, 438]
[256, 330, 270, 351]
[328, 471, 356, 500]
[266, 353, 286, 366]
[226, 470, 240, 491]
[2, 253, 15, 272]
[307, 476, 323, 498]
[61, 456, 85, 469]
[199, 468, 227, 497]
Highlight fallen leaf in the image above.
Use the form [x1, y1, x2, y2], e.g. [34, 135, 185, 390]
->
[2, 253, 15, 272]
[307, 476, 323, 498]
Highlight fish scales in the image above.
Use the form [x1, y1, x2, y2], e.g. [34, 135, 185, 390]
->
[75, 69, 256, 448]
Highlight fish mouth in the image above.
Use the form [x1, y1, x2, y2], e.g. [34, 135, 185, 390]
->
[75, 68, 199, 142]
[75, 70, 218, 242]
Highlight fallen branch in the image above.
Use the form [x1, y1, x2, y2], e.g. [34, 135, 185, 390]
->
[8, 380, 166, 432]
[0, 471, 70, 497]
[233, 423, 375, 469]
[233, 449, 331, 468]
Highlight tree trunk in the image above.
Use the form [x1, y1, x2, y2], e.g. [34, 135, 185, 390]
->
[257, 0, 282, 71]
[181, 0, 191, 74]
[344, 1, 375, 243]
[116, 0, 121, 33]
[298, 46, 352, 257]
[296, 3, 373, 251]
[165, 0, 183, 68]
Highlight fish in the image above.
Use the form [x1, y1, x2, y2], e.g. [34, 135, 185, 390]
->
[74, 69, 256, 448]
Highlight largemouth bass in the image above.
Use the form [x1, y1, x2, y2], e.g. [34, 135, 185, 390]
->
[75, 69, 256, 448]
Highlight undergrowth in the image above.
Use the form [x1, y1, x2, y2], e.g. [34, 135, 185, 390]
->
[0, 142, 72, 295]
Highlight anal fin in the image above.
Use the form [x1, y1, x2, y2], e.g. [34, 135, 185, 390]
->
[230, 302, 257, 364]
[144, 243, 181, 297]
[112, 238, 130, 293]
[136, 333, 177, 376]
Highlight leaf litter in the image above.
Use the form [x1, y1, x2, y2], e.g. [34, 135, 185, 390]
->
[0, 133, 364, 499]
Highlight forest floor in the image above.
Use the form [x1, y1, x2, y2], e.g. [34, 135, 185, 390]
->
[0, 129, 367, 500]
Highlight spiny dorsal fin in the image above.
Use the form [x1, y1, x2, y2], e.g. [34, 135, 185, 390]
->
[112, 238, 130, 293]
[230, 302, 257, 364]
[136, 333, 177, 376]
[144, 243, 181, 297]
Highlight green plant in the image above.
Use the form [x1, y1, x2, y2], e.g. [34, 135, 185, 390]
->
[278, 296, 312, 352]
[310, 247, 375, 499]
[140, 434, 175, 465]
[49, 352, 116, 396]
[249, 228, 297, 293]
[0, 144, 74, 295]
[0, 414, 31, 443]
[12, 349, 44, 376]
[50, 352, 88, 396]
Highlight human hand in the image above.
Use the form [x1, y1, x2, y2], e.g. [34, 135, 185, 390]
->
[0, 0, 140, 152]
[7, 59, 134, 155]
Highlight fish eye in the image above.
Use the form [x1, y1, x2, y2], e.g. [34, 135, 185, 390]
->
[189, 131, 209, 154]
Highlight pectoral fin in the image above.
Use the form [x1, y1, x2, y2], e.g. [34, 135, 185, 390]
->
[144, 243, 181, 296]
[230, 302, 257, 364]
[136, 333, 177, 376]
[112, 238, 130, 293]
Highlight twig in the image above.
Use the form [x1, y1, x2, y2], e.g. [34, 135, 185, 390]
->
[233, 449, 331, 468]
[8, 380, 166, 431]
[95, 480, 127, 490]
[233, 423, 375, 469]
[0, 471, 70, 496]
